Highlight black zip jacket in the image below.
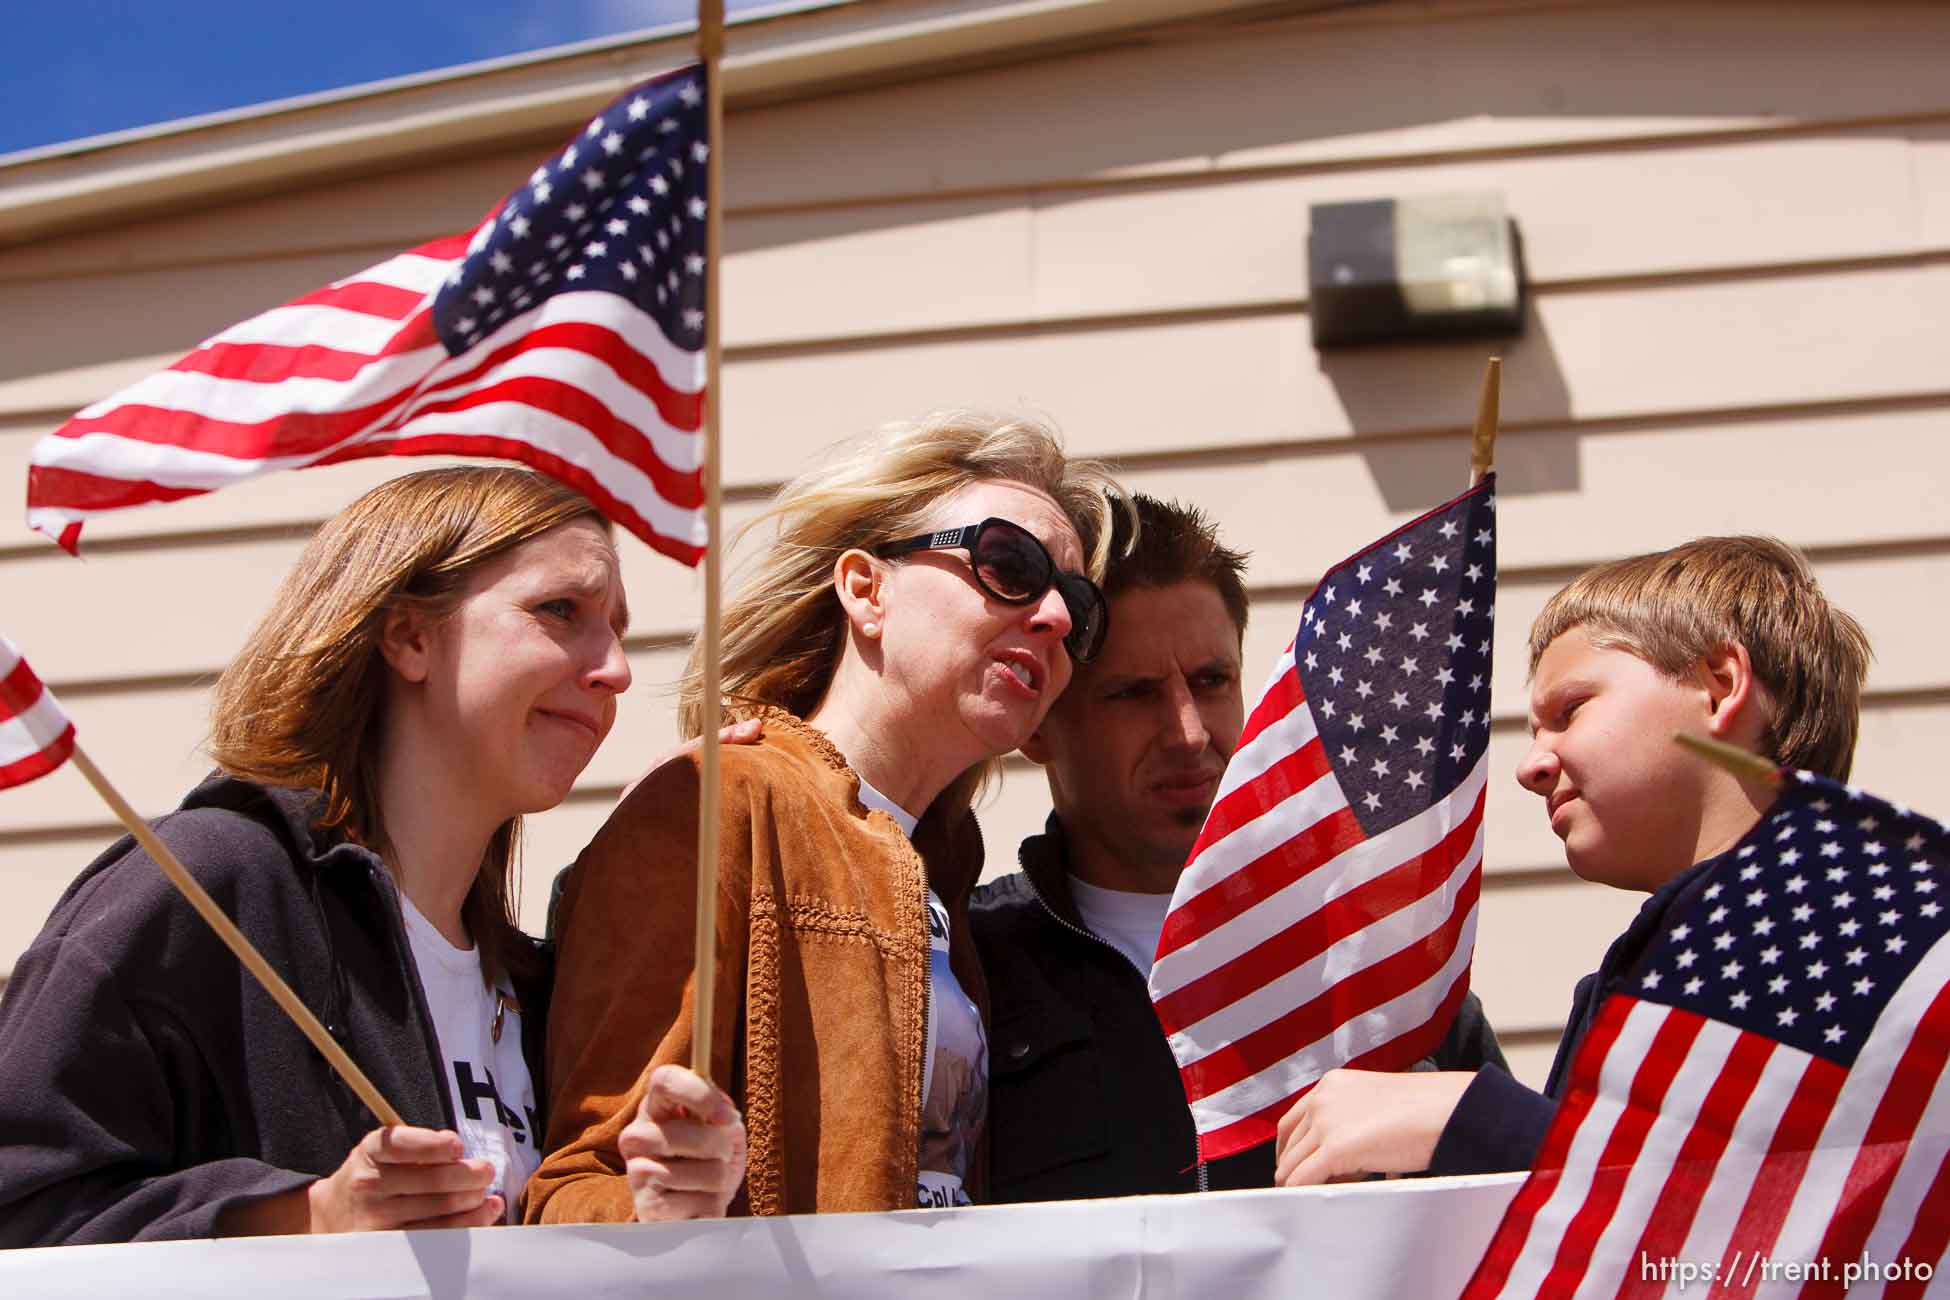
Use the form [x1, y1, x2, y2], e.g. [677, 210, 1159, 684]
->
[972, 814, 1509, 1202]
[1427, 850, 1724, 1175]
[0, 774, 549, 1245]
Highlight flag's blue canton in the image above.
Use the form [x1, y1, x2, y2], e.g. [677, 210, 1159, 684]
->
[1636, 772, 1950, 1067]
[433, 65, 709, 356]
[1294, 477, 1496, 837]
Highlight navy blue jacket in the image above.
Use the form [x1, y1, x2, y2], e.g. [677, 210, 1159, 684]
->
[1428, 851, 1725, 1175]
[974, 814, 1509, 1201]
[0, 774, 549, 1245]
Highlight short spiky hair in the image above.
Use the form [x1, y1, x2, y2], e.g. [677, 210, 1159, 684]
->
[1103, 493, 1251, 639]
[1528, 535, 1872, 779]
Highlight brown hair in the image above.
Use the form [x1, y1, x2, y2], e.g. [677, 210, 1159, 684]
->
[679, 410, 1126, 812]
[1527, 535, 1872, 779]
[209, 466, 607, 985]
[1102, 492, 1251, 640]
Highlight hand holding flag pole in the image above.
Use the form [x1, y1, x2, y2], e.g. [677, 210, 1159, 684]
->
[0, 636, 403, 1126]
[1469, 356, 1500, 487]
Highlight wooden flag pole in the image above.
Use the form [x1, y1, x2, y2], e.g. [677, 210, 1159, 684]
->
[66, 744, 404, 1127]
[1470, 356, 1501, 487]
[1672, 731, 1783, 786]
[690, 0, 727, 1082]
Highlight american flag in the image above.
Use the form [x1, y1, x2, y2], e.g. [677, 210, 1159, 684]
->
[1465, 772, 1950, 1299]
[0, 636, 75, 790]
[1147, 476, 1497, 1160]
[26, 64, 710, 565]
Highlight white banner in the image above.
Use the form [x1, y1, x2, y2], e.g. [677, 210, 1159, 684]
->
[0, 1174, 1524, 1299]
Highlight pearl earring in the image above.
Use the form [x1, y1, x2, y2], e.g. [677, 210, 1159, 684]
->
[862, 621, 879, 637]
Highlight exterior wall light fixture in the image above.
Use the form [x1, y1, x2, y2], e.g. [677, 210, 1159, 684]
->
[1308, 191, 1527, 349]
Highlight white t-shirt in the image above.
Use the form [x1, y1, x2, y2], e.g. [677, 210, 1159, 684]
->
[400, 898, 541, 1223]
[1068, 874, 1174, 975]
[857, 778, 987, 1209]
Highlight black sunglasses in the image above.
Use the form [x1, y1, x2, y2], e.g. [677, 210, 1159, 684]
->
[876, 517, 1109, 664]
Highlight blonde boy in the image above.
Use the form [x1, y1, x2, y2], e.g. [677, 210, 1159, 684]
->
[1273, 536, 1872, 1184]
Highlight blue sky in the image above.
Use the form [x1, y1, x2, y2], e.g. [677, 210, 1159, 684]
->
[2, 0, 783, 157]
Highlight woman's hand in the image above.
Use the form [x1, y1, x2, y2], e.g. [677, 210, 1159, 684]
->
[217, 1126, 498, 1236]
[307, 1126, 501, 1231]
[1274, 1069, 1475, 1187]
[620, 1064, 748, 1221]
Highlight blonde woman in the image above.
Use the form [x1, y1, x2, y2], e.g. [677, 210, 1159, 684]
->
[0, 468, 742, 1245]
[530, 412, 1123, 1220]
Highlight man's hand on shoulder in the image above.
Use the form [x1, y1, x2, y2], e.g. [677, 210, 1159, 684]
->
[620, 718, 765, 804]
[1273, 1069, 1476, 1186]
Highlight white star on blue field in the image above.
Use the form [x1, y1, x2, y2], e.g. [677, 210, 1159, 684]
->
[2, 0, 793, 158]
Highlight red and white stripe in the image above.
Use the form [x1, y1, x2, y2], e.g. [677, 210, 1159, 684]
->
[0, 636, 76, 790]
[1465, 930, 1950, 1299]
[1147, 641, 1488, 1160]
[26, 234, 706, 564]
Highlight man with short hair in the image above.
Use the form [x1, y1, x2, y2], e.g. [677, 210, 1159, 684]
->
[972, 494, 1506, 1200]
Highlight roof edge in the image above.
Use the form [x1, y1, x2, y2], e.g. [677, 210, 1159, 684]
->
[0, 0, 1292, 247]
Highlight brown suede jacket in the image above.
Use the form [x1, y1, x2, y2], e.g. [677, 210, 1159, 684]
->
[526, 709, 988, 1221]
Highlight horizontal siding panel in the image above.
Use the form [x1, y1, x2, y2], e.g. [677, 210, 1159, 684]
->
[721, 263, 1950, 475]
[8, 429, 1942, 705]
[1483, 698, 1950, 874]
[10, 398, 1948, 583]
[976, 697, 1949, 888]
[2, 526, 730, 683]
[1472, 876, 1644, 1033]
[0, 432, 493, 546]
[0, 643, 695, 835]
[0, 144, 545, 282]
[726, 128, 1938, 347]
[8, 11, 1947, 288]
[1499, 1038, 1559, 1093]
[1921, 123, 1950, 246]
[0, 250, 413, 419]
[6, 260, 1947, 493]
[11, 703, 1945, 998]
[1106, 410, 1950, 608]
[0, 836, 100, 977]
[11, 399, 1950, 579]
[0, 796, 616, 976]
[727, 4, 1950, 209]
[9, 123, 1932, 352]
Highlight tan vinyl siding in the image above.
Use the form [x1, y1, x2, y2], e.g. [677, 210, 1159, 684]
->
[3, 1, 1946, 1080]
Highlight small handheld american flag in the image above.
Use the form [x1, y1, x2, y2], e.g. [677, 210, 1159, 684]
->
[1466, 770, 1950, 1299]
[27, 63, 711, 565]
[0, 635, 75, 789]
[1148, 476, 1497, 1160]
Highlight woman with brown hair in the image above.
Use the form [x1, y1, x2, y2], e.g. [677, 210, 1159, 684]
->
[529, 411, 1123, 1221]
[0, 466, 742, 1245]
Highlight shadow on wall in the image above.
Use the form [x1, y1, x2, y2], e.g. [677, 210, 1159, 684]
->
[1317, 294, 1576, 514]
[0, 249, 386, 394]
[725, 3, 1944, 252]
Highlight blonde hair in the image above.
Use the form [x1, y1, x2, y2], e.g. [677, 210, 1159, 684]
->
[210, 466, 607, 984]
[1527, 535, 1872, 779]
[680, 410, 1126, 810]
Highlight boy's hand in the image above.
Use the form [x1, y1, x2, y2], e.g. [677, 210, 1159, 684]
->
[1274, 1069, 1475, 1187]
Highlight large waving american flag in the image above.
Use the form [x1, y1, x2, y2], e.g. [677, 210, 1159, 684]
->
[1148, 477, 1496, 1160]
[26, 64, 709, 565]
[0, 635, 75, 790]
[1465, 771, 1950, 1299]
